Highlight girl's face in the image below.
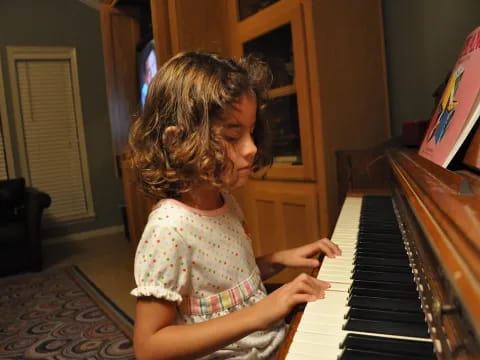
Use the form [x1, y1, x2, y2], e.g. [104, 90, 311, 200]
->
[221, 93, 258, 188]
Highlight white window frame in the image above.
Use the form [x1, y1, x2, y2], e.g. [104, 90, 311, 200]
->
[6, 46, 95, 221]
[0, 56, 15, 179]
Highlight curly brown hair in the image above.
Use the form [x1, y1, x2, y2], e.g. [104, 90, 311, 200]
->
[129, 51, 273, 199]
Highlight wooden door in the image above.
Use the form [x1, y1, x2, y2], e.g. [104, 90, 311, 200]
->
[242, 179, 320, 283]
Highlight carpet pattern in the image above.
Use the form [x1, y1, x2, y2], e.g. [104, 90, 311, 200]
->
[0, 265, 134, 359]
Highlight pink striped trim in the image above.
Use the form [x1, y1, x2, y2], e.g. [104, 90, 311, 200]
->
[179, 271, 261, 316]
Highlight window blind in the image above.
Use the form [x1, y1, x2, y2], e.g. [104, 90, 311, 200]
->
[15, 59, 93, 224]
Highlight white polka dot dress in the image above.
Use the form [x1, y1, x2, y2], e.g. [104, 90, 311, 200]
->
[131, 192, 286, 359]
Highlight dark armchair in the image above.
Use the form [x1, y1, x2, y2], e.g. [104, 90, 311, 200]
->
[0, 178, 51, 276]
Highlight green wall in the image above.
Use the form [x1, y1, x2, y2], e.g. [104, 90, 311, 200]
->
[383, 0, 480, 136]
[0, 0, 125, 237]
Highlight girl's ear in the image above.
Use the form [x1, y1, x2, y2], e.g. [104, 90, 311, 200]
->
[163, 126, 180, 152]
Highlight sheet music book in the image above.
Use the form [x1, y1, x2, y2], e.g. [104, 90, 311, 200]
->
[419, 26, 480, 167]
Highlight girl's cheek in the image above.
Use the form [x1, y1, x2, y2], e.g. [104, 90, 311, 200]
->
[225, 144, 238, 162]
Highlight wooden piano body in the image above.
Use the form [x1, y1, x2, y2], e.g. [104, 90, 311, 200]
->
[278, 145, 480, 359]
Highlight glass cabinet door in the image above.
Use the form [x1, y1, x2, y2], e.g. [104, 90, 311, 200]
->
[237, 0, 282, 21]
[235, 0, 314, 180]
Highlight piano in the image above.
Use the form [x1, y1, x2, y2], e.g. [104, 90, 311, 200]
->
[277, 148, 480, 360]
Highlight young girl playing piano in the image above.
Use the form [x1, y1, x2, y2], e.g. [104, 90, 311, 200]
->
[129, 51, 341, 359]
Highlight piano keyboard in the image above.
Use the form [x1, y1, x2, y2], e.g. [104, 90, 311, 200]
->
[285, 196, 435, 360]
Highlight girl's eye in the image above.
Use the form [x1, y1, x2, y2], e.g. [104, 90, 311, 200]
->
[225, 136, 240, 143]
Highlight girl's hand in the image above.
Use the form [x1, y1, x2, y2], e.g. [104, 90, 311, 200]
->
[252, 273, 331, 330]
[275, 238, 342, 268]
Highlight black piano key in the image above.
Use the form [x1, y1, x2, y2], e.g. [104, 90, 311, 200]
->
[358, 231, 403, 242]
[349, 286, 418, 300]
[357, 237, 403, 246]
[348, 294, 422, 312]
[357, 240, 404, 249]
[359, 225, 398, 233]
[355, 264, 412, 274]
[351, 279, 417, 292]
[356, 243, 406, 253]
[355, 249, 408, 259]
[346, 307, 426, 324]
[362, 221, 398, 225]
[353, 270, 414, 283]
[359, 220, 399, 228]
[360, 209, 396, 216]
[355, 255, 409, 267]
[341, 334, 434, 358]
[343, 317, 430, 338]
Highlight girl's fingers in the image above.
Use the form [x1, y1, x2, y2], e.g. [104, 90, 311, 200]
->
[329, 240, 342, 255]
[334, 242, 342, 255]
[318, 243, 336, 258]
[318, 238, 342, 257]
[292, 293, 319, 304]
[316, 279, 331, 289]
[292, 274, 329, 298]
[295, 283, 325, 300]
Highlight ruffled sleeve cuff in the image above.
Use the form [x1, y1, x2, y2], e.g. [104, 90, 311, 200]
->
[130, 286, 183, 303]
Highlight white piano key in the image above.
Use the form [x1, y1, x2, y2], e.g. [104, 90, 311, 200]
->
[326, 282, 350, 292]
[319, 270, 352, 279]
[288, 339, 340, 358]
[318, 263, 352, 273]
[318, 275, 352, 284]
[286, 352, 331, 360]
[291, 331, 343, 346]
[303, 292, 349, 314]
[285, 196, 434, 360]
[319, 262, 352, 272]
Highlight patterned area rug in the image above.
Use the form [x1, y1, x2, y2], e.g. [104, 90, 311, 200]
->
[0, 265, 134, 359]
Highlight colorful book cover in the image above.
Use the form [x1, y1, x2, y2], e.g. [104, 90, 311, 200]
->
[419, 26, 480, 167]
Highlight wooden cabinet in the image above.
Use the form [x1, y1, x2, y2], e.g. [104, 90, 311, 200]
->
[101, 0, 390, 264]
[229, 0, 391, 281]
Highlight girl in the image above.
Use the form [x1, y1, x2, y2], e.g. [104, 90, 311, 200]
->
[129, 51, 341, 360]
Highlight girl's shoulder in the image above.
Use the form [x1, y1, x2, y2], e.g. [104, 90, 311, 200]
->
[147, 198, 192, 225]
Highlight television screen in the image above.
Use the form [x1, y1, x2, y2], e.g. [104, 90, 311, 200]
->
[137, 39, 158, 108]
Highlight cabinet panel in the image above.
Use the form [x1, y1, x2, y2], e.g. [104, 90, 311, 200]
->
[167, 0, 230, 54]
[283, 203, 311, 249]
[243, 180, 319, 283]
[255, 199, 281, 256]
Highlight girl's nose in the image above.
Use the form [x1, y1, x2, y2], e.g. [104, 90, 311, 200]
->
[243, 134, 257, 161]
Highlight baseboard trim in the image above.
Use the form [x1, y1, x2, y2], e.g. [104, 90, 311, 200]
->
[43, 225, 125, 247]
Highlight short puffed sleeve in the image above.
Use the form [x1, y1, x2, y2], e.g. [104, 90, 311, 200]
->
[130, 219, 191, 304]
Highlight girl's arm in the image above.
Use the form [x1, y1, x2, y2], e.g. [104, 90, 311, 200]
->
[134, 273, 330, 360]
[256, 238, 341, 280]
[134, 297, 258, 360]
